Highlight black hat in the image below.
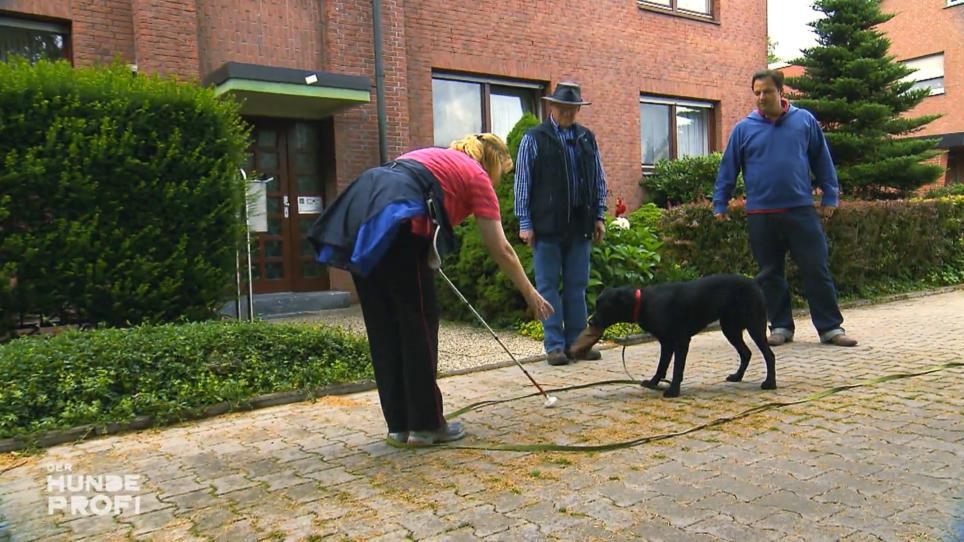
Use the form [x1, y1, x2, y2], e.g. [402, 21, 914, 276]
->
[542, 82, 591, 106]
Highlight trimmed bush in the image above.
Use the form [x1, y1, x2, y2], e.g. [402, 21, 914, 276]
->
[641, 153, 743, 208]
[0, 321, 372, 440]
[924, 183, 964, 199]
[0, 59, 249, 333]
[661, 198, 964, 298]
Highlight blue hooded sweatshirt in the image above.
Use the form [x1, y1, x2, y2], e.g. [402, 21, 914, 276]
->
[713, 104, 839, 215]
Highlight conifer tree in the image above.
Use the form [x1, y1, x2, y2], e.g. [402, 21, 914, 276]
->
[787, 0, 943, 198]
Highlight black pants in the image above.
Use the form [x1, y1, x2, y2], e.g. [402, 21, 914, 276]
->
[747, 206, 844, 336]
[351, 227, 445, 433]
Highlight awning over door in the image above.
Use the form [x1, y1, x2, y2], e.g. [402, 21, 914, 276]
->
[205, 62, 371, 119]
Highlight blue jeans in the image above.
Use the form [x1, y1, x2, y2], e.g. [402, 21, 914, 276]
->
[533, 236, 592, 353]
[747, 206, 844, 337]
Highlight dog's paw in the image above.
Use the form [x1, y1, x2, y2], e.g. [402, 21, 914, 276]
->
[761, 380, 777, 390]
[726, 373, 744, 382]
[662, 388, 680, 398]
[641, 379, 660, 390]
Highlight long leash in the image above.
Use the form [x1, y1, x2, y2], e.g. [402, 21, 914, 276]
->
[390, 360, 962, 453]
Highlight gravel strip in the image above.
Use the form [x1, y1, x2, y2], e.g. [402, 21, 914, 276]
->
[274, 305, 547, 373]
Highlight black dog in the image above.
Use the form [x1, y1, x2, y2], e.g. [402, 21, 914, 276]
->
[570, 274, 776, 397]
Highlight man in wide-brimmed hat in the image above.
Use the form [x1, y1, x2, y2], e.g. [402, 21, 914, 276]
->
[514, 82, 608, 366]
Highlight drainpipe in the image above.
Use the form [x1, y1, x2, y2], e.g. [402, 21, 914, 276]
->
[372, 0, 389, 164]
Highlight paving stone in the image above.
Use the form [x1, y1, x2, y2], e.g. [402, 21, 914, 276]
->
[507, 500, 593, 536]
[61, 514, 127, 539]
[116, 506, 177, 536]
[155, 475, 206, 498]
[162, 488, 219, 511]
[302, 465, 358, 487]
[201, 518, 261, 541]
[253, 470, 306, 491]
[207, 473, 256, 496]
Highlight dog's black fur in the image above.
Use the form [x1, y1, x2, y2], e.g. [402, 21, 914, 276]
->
[587, 274, 776, 397]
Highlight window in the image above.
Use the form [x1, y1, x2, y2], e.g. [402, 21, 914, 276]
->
[639, 0, 712, 17]
[902, 54, 945, 96]
[432, 73, 542, 147]
[0, 16, 70, 63]
[640, 96, 713, 167]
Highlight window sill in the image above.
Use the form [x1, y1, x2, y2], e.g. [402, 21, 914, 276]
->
[637, 2, 720, 25]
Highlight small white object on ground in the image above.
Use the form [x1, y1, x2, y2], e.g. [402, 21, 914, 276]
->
[544, 396, 559, 408]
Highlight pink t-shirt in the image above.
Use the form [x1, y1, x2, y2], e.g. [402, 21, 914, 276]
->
[397, 147, 501, 236]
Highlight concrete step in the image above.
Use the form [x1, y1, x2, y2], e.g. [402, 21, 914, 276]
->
[221, 291, 352, 320]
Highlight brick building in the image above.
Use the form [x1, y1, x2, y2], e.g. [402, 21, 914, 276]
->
[1, 0, 766, 297]
[879, 0, 963, 188]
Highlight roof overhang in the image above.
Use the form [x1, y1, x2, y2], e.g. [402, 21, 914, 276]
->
[205, 62, 371, 119]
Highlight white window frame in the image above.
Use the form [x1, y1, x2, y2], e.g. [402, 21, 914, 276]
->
[431, 72, 543, 147]
[640, 95, 714, 169]
[638, 0, 714, 18]
[902, 53, 945, 97]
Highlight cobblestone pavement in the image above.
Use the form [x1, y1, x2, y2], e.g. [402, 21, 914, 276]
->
[1, 291, 962, 541]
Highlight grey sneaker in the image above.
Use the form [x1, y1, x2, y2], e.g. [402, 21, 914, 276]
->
[767, 331, 793, 346]
[547, 350, 570, 366]
[407, 422, 466, 446]
[386, 431, 408, 444]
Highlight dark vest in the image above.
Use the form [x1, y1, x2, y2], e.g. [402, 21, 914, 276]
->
[526, 120, 600, 241]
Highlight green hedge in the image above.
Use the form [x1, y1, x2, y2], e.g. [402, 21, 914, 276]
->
[924, 183, 964, 199]
[0, 59, 249, 334]
[641, 153, 744, 207]
[661, 197, 964, 297]
[0, 322, 372, 440]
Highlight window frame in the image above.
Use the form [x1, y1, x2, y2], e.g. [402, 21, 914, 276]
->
[0, 14, 72, 64]
[431, 71, 544, 146]
[901, 53, 945, 97]
[637, 0, 718, 23]
[640, 95, 716, 172]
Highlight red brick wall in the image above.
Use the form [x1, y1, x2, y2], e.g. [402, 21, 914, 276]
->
[916, 151, 950, 196]
[325, 0, 766, 210]
[879, 0, 962, 142]
[195, 0, 325, 77]
[130, 0, 199, 80]
[1, 0, 135, 66]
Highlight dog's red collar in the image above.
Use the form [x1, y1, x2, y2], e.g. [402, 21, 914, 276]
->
[633, 289, 642, 321]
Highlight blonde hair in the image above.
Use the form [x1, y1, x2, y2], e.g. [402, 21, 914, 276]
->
[449, 133, 514, 183]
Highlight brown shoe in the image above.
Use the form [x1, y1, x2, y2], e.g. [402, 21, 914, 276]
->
[568, 348, 602, 361]
[767, 333, 793, 346]
[825, 334, 858, 347]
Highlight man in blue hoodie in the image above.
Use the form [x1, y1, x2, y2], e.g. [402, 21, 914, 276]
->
[713, 69, 857, 347]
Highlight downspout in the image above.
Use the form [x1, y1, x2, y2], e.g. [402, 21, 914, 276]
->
[372, 0, 389, 164]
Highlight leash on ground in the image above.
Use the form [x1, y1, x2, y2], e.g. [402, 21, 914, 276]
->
[390, 357, 962, 453]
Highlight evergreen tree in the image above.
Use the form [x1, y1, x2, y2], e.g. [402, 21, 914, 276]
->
[786, 0, 943, 199]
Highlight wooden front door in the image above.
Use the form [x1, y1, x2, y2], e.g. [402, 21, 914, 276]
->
[244, 119, 329, 293]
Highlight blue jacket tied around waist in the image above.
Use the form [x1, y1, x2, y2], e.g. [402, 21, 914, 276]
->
[307, 159, 454, 277]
